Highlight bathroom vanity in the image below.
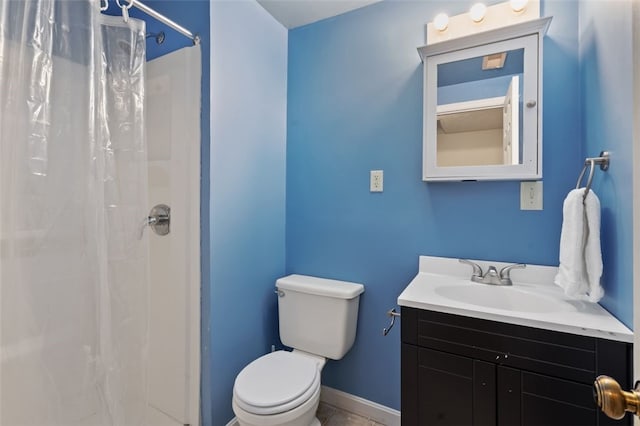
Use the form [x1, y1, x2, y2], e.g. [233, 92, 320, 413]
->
[398, 256, 633, 426]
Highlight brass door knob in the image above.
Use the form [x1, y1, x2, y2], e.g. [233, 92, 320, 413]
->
[593, 375, 640, 419]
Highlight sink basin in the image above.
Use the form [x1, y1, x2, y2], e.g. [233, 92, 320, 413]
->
[434, 284, 575, 314]
[397, 256, 634, 343]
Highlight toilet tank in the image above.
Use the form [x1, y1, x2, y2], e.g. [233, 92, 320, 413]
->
[275, 274, 364, 360]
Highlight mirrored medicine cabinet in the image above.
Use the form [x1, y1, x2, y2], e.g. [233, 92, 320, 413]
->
[419, 17, 552, 181]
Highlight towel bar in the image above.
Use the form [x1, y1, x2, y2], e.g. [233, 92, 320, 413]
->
[576, 151, 610, 200]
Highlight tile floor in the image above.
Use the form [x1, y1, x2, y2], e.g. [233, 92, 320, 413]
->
[316, 402, 386, 426]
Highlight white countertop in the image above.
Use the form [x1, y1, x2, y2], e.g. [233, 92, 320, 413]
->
[397, 256, 633, 343]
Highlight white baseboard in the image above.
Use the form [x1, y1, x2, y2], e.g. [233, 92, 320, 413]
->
[320, 385, 401, 426]
[225, 386, 401, 426]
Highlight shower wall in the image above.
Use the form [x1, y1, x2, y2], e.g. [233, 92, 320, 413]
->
[121, 2, 212, 422]
[145, 46, 202, 426]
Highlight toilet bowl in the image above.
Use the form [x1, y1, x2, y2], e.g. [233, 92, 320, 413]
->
[232, 274, 364, 426]
[232, 351, 325, 426]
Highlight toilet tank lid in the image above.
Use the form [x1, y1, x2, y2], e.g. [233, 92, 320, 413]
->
[276, 274, 364, 299]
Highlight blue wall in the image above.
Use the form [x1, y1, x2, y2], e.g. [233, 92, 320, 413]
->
[438, 74, 520, 104]
[437, 48, 524, 87]
[209, 2, 288, 425]
[286, 0, 585, 410]
[579, 0, 634, 327]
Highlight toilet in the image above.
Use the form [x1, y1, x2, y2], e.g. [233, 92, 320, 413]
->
[232, 274, 365, 426]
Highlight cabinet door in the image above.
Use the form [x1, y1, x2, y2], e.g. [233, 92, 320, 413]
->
[497, 366, 597, 426]
[520, 372, 596, 426]
[497, 366, 521, 426]
[418, 348, 496, 425]
[473, 360, 497, 426]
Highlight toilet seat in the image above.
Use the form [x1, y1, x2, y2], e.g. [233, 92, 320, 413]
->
[233, 351, 321, 416]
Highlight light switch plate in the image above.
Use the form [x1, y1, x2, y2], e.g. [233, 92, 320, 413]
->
[520, 181, 543, 210]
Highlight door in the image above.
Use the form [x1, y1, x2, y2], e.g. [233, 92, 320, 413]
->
[502, 75, 519, 165]
[145, 46, 201, 426]
[598, 3, 640, 423]
[634, 2, 640, 425]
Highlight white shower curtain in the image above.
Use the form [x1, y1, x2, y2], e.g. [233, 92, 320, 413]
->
[0, 1, 150, 425]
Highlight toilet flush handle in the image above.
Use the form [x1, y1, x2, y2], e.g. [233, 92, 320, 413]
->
[274, 289, 285, 297]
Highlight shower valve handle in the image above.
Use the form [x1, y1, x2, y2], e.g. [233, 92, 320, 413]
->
[139, 204, 171, 238]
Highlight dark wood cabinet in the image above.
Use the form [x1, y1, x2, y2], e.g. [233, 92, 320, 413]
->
[401, 307, 633, 426]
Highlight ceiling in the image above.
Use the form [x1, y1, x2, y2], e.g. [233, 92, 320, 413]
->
[257, 0, 381, 29]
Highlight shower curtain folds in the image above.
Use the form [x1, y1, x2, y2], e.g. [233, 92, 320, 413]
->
[0, 1, 150, 424]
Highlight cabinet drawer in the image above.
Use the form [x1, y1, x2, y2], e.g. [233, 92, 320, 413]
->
[405, 308, 597, 383]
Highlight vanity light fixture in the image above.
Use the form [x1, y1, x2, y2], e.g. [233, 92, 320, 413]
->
[433, 13, 449, 31]
[510, 0, 529, 12]
[469, 3, 487, 22]
[424, 0, 542, 48]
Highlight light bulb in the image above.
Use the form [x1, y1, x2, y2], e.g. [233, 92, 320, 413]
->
[433, 13, 449, 31]
[469, 3, 487, 22]
[510, 0, 528, 12]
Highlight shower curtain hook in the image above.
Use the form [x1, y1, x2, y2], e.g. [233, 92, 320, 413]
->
[116, 0, 133, 23]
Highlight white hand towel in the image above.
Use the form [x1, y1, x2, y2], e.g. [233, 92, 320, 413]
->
[554, 188, 604, 302]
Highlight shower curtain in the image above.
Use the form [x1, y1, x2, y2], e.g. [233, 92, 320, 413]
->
[0, 1, 150, 424]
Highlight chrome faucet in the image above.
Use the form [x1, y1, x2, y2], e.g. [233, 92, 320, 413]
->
[459, 259, 526, 286]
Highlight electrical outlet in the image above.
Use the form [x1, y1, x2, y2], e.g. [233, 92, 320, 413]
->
[370, 170, 383, 192]
[520, 181, 543, 210]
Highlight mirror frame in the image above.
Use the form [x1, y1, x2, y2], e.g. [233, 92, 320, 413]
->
[418, 17, 552, 182]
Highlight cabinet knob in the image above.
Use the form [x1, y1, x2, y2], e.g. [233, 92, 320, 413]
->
[593, 375, 640, 420]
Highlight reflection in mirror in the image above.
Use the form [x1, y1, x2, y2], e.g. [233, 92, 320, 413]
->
[435, 48, 524, 167]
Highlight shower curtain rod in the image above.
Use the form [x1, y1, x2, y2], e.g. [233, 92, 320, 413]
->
[122, 0, 200, 45]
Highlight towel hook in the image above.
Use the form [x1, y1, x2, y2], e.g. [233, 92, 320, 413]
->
[576, 151, 610, 201]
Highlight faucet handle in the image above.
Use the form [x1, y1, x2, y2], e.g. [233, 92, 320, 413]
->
[459, 259, 483, 278]
[485, 265, 499, 277]
[499, 263, 526, 280]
